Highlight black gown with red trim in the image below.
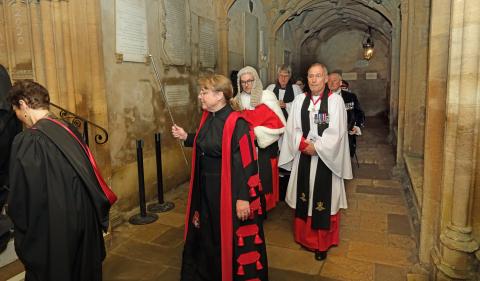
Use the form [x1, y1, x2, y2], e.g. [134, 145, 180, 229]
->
[8, 118, 111, 281]
[181, 105, 268, 281]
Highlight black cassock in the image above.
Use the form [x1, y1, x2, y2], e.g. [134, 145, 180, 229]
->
[182, 105, 268, 281]
[340, 90, 365, 157]
[0, 110, 22, 203]
[8, 118, 110, 281]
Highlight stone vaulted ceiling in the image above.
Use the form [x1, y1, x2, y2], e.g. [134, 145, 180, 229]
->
[267, 0, 400, 46]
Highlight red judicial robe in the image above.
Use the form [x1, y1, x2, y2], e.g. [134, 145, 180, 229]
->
[240, 103, 285, 212]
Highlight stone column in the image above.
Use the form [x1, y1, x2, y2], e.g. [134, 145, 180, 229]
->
[434, 0, 480, 279]
[29, 2, 46, 84]
[267, 34, 276, 82]
[402, 0, 430, 158]
[38, 0, 59, 102]
[388, 9, 401, 146]
[396, 0, 409, 164]
[419, 0, 451, 265]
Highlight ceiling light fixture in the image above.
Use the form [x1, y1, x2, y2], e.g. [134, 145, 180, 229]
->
[362, 26, 375, 60]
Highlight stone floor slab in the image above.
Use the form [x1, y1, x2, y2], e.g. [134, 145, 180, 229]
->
[112, 239, 174, 264]
[320, 255, 375, 281]
[129, 222, 172, 242]
[359, 212, 387, 232]
[341, 228, 388, 246]
[103, 253, 167, 281]
[155, 211, 185, 228]
[373, 179, 403, 189]
[377, 195, 405, 206]
[148, 267, 180, 281]
[356, 185, 402, 196]
[151, 227, 184, 248]
[269, 268, 317, 281]
[267, 244, 323, 275]
[357, 201, 408, 215]
[347, 241, 413, 267]
[387, 214, 412, 236]
[387, 234, 417, 250]
[353, 164, 392, 180]
[374, 264, 406, 281]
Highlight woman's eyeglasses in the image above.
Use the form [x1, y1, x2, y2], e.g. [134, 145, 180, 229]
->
[240, 79, 255, 86]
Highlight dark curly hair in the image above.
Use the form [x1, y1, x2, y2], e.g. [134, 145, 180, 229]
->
[7, 80, 50, 110]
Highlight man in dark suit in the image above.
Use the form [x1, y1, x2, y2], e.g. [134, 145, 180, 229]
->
[328, 73, 365, 158]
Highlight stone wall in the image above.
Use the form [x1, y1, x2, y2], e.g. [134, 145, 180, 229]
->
[228, 0, 270, 85]
[100, 0, 219, 220]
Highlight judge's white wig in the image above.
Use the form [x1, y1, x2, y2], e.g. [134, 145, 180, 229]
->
[235, 66, 263, 108]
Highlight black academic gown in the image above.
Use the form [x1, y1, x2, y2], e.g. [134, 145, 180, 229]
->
[340, 90, 365, 157]
[8, 118, 109, 281]
[181, 105, 268, 281]
[0, 110, 21, 204]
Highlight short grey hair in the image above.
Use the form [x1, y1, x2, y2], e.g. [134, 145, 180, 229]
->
[329, 72, 342, 80]
[277, 64, 292, 76]
[307, 63, 328, 76]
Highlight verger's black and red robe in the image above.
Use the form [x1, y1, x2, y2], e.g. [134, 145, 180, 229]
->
[8, 118, 114, 281]
[181, 105, 268, 281]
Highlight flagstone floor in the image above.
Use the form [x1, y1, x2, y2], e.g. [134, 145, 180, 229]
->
[102, 116, 418, 281]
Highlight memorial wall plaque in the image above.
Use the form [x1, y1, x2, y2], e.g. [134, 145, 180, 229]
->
[163, 0, 187, 65]
[342, 72, 358, 81]
[244, 13, 258, 68]
[198, 17, 216, 68]
[115, 0, 148, 63]
[164, 84, 189, 108]
[366, 72, 378, 80]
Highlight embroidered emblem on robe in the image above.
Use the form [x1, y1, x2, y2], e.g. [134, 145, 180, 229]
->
[315, 201, 326, 212]
[300, 193, 307, 202]
[192, 211, 200, 228]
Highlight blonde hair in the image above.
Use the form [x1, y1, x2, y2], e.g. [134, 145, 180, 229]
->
[198, 74, 233, 101]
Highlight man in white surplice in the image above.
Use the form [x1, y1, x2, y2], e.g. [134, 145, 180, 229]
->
[278, 63, 352, 261]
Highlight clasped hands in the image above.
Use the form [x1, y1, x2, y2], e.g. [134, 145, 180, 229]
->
[301, 139, 317, 156]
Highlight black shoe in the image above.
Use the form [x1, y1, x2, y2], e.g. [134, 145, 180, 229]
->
[314, 250, 327, 261]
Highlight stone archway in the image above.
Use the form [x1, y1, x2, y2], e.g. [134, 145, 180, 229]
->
[265, 0, 400, 129]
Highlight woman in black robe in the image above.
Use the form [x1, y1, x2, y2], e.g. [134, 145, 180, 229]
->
[7, 80, 114, 281]
[172, 74, 268, 281]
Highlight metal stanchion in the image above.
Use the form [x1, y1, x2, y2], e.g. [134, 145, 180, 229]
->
[129, 139, 158, 225]
[148, 133, 175, 213]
